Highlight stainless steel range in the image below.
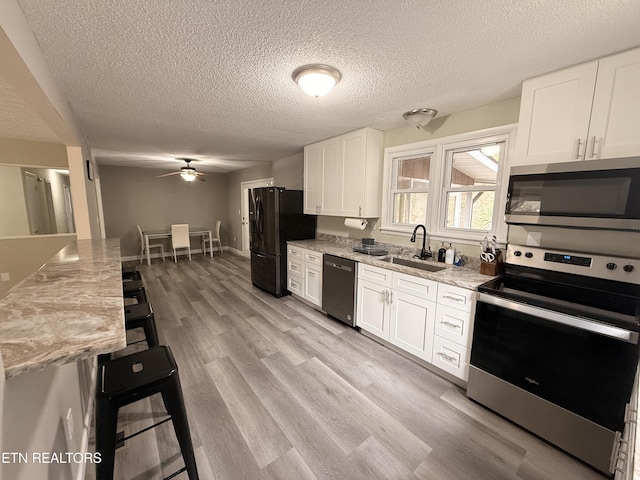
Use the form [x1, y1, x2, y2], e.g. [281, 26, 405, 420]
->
[467, 244, 640, 476]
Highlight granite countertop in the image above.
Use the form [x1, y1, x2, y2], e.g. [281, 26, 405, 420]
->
[288, 238, 495, 290]
[0, 239, 127, 379]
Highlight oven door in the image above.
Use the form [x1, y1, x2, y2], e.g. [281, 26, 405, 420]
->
[470, 293, 639, 433]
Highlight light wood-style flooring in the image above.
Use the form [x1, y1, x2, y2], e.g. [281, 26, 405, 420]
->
[92, 252, 607, 479]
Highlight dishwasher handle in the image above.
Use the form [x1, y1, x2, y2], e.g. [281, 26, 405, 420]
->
[324, 260, 353, 272]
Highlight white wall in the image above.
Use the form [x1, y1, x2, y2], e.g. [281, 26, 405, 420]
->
[0, 166, 29, 235]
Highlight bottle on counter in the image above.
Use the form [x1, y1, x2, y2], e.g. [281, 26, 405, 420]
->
[445, 243, 455, 265]
[438, 243, 447, 262]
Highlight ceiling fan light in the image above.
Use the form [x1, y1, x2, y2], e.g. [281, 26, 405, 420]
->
[403, 108, 438, 129]
[293, 64, 341, 97]
[180, 170, 197, 181]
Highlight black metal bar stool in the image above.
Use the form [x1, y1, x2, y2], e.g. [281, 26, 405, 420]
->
[122, 265, 142, 281]
[125, 302, 160, 348]
[95, 346, 199, 480]
[123, 279, 147, 304]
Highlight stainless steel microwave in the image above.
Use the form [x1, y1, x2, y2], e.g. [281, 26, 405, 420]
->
[505, 157, 640, 231]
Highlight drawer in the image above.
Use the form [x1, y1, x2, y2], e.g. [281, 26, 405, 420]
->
[287, 273, 304, 296]
[434, 304, 475, 348]
[392, 272, 438, 302]
[432, 335, 471, 381]
[437, 283, 476, 313]
[288, 246, 304, 260]
[304, 250, 323, 266]
[287, 257, 303, 276]
[357, 263, 393, 287]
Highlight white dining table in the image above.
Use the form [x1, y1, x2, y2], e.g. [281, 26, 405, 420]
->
[143, 227, 213, 265]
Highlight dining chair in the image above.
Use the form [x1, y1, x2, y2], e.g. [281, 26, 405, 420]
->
[202, 220, 223, 255]
[137, 224, 165, 264]
[171, 224, 191, 262]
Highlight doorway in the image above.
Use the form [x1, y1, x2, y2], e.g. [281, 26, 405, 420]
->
[240, 178, 273, 257]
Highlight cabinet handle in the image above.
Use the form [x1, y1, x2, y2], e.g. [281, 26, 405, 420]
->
[441, 320, 461, 329]
[383, 290, 388, 303]
[442, 295, 465, 303]
[388, 290, 393, 304]
[575, 138, 584, 160]
[308, 272, 315, 277]
[437, 351, 457, 363]
[589, 136, 600, 159]
[359, 206, 362, 217]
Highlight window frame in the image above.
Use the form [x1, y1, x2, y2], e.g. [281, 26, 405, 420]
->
[388, 148, 435, 230]
[380, 124, 517, 244]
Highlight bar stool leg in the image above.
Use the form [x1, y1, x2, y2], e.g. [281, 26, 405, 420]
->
[162, 373, 199, 480]
[142, 315, 160, 348]
[95, 396, 118, 480]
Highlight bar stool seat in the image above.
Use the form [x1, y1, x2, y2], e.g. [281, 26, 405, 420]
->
[95, 346, 199, 480]
[122, 265, 142, 281]
[123, 279, 146, 303]
[124, 302, 160, 348]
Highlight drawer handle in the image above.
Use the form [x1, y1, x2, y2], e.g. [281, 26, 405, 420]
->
[441, 321, 461, 329]
[437, 351, 457, 362]
[308, 272, 315, 277]
[442, 295, 465, 303]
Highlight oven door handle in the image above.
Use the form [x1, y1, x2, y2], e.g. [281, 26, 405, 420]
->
[478, 293, 639, 344]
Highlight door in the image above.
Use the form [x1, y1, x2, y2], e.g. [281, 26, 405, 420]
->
[303, 263, 322, 307]
[241, 178, 273, 257]
[356, 280, 389, 340]
[588, 47, 640, 160]
[513, 61, 598, 166]
[249, 187, 280, 255]
[340, 129, 366, 216]
[304, 144, 323, 214]
[389, 290, 436, 361]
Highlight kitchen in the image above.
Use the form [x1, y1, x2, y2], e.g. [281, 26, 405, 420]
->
[1, 1, 640, 479]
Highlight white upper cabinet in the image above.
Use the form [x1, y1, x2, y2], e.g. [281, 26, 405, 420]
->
[588, 48, 640, 160]
[304, 127, 383, 217]
[514, 46, 640, 166]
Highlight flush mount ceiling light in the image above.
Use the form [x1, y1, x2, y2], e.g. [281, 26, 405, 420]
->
[292, 64, 341, 97]
[403, 108, 438, 129]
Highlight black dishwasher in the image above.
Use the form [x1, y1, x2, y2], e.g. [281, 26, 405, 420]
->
[322, 255, 357, 327]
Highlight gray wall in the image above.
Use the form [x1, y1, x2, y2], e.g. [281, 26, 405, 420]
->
[100, 165, 229, 258]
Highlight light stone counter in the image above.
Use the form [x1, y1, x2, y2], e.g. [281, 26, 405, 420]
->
[288, 238, 495, 290]
[0, 239, 127, 379]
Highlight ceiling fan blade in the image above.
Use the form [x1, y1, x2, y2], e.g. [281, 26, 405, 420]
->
[157, 171, 181, 177]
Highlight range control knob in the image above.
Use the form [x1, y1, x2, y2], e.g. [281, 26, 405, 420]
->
[606, 262, 617, 270]
[623, 264, 635, 273]
[525, 252, 533, 258]
[513, 250, 522, 257]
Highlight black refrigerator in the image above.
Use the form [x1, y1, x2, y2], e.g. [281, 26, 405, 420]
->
[249, 187, 316, 297]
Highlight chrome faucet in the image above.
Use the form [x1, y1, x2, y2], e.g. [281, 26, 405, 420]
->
[410, 224, 432, 260]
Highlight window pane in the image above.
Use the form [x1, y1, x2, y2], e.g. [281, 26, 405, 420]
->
[446, 191, 494, 230]
[397, 156, 430, 189]
[450, 144, 501, 187]
[393, 192, 428, 224]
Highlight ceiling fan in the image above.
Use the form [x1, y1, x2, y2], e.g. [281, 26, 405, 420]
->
[157, 159, 206, 182]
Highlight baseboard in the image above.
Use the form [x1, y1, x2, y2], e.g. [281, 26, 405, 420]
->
[121, 246, 231, 263]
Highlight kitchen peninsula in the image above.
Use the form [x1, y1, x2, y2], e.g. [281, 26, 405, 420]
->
[0, 238, 126, 480]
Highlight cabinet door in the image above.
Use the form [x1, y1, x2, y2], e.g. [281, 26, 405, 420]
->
[356, 280, 389, 340]
[513, 61, 598, 166]
[303, 144, 323, 214]
[320, 139, 341, 215]
[304, 263, 322, 307]
[287, 273, 304, 297]
[340, 129, 366, 217]
[389, 290, 436, 362]
[588, 47, 640, 160]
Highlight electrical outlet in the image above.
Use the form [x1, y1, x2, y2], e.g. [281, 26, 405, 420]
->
[0, 272, 9, 282]
[233, 236, 236, 241]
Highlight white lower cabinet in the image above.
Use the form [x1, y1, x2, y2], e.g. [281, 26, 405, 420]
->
[389, 290, 436, 362]
[356, 262, 476, 381]
[287, 245, 323, 308]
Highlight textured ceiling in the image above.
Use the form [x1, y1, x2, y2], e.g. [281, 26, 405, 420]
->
[7, 0, 640, 173]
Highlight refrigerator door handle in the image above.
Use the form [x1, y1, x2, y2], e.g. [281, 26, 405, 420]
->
[254, 252, 267, 258]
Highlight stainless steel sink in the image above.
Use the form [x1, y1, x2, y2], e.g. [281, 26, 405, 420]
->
[379, 256, 446, 272]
